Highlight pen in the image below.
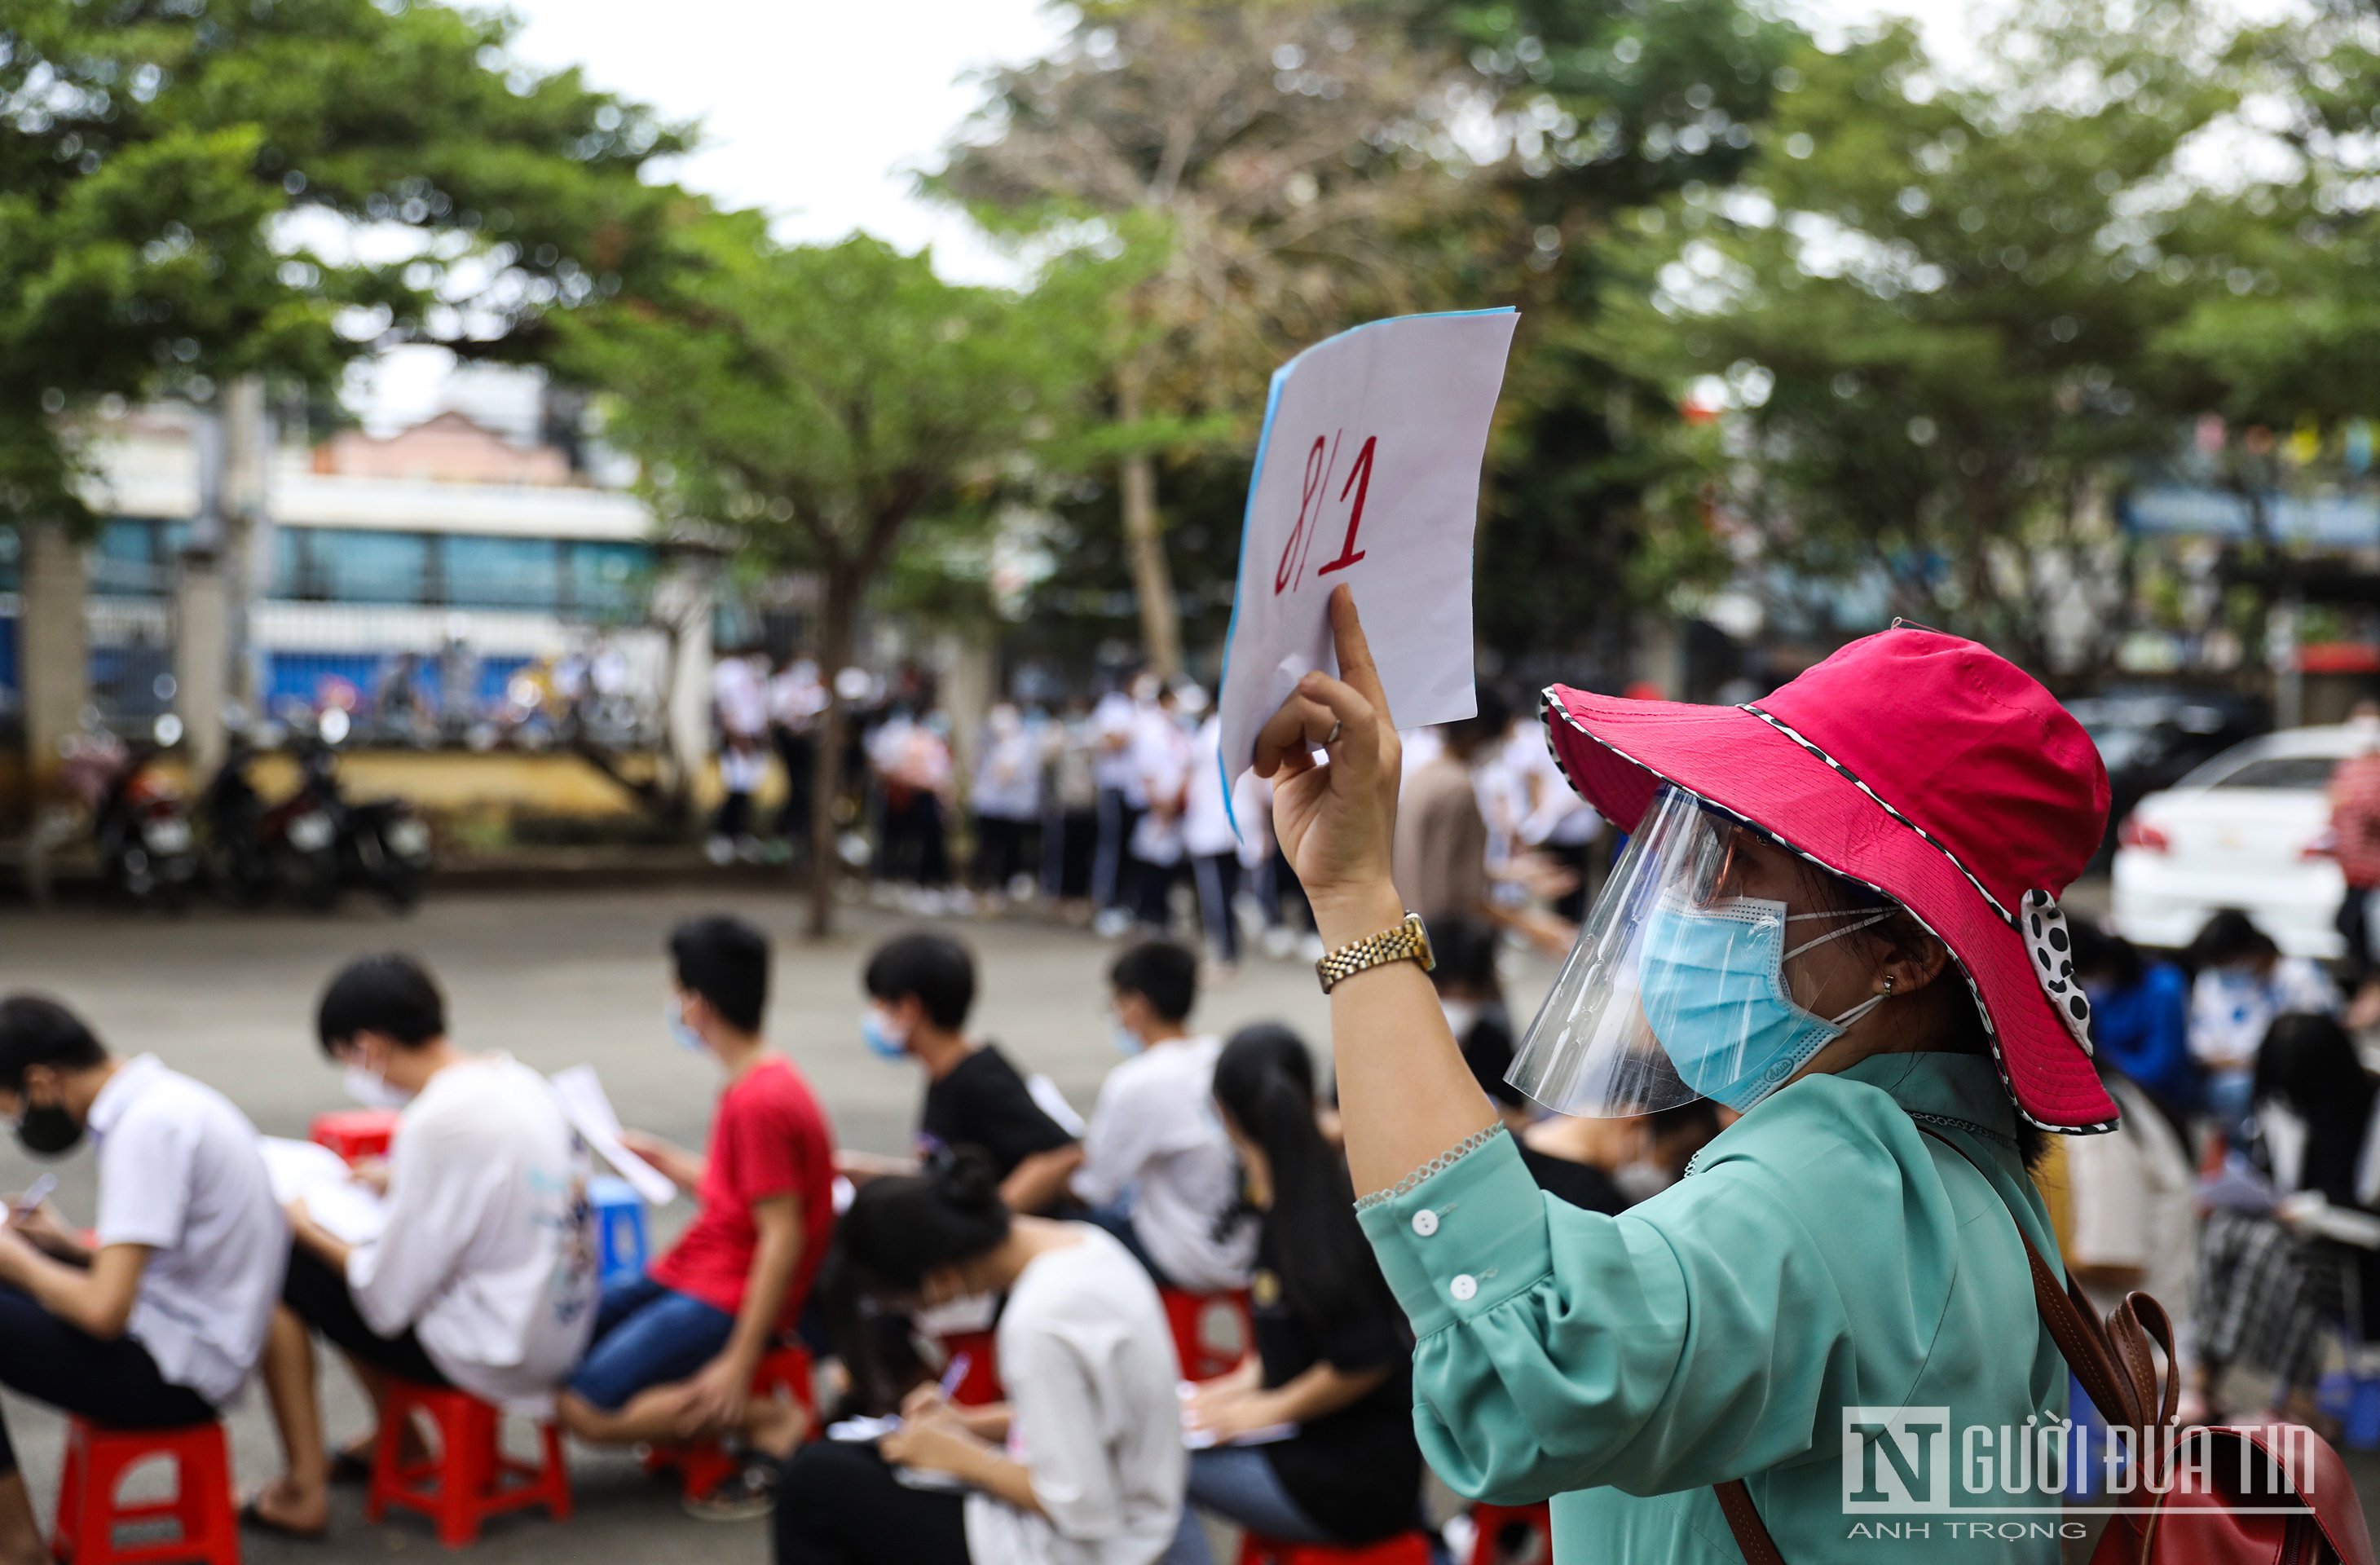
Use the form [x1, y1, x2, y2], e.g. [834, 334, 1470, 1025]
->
[11, 1175, 55, 1223]
[935, 1351, 972, 1401]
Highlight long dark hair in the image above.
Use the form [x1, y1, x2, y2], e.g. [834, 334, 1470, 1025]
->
[821, 1149, 1012, 1416]
[1212, 1024, 1390, 1329]
[2254, 1012, 2379, 1207]
[839, 1148, 1012, 1294]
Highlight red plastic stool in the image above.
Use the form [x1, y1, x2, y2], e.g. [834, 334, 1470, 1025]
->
[643, 1342, 819, 1500]
[310, 1109, 399, 1164]
[1239, 1534, 1433, 1565]
[365, 1380, 570, 1547]
[1466, 1501, 1554, 1565]
[1160, 1288, 1251, 1382]
[934, 1328, 1003, 1406]
[51, 1417, 238, 1565]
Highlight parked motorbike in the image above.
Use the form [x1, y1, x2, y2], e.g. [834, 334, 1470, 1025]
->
[60, 720, 201, 910]
[198, 730, 308, 908]
[293, 711, 434, 911]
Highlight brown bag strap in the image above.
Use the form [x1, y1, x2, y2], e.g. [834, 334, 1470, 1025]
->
[1714, 1478, 1786, 1565]
[1712, 1122, 2176, 1563]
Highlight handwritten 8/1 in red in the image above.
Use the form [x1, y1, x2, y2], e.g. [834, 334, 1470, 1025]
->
[1215, 307, 1518, 814]
[1275, 432, 1378, 596]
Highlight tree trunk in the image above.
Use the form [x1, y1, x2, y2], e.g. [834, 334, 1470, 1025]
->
[18, 520, 89, 800]
[807, 575, 858, 941]
[1116, 359, 1182, 679]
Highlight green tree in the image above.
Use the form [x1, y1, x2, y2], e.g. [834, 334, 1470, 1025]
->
[1593, 1, 2241, 672]
[564, 226, 1104, 936]
[1, 0, 688, 523]
[1397, 0, 1804, 677]
[2, 0, 688, 777]
[933, 0, 1490, 678]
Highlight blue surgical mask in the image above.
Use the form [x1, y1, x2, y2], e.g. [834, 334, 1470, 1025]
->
[1109, 1016, 1144, 1056]
[1637, 894, 1890, 1111]
[666, 999, 707, 1055]
[862, 1008, 910, 1062]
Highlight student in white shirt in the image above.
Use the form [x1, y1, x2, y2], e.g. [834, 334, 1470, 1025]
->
[0, 995, 284, 1565]
[776, 1151, 1191, 1565]
[245, 955, 597, 1539]
[2184, 909, 2340, 1140]
[1181, 715, 1245, 970]
[1091, 684, 1151, 923]
[1073, 941, 1254, 1296]
[1126, 686, 1192, 932]
[972, 704, 1044, 901]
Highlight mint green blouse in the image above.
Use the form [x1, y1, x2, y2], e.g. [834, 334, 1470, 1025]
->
[1356, 1053, 2069, 1563]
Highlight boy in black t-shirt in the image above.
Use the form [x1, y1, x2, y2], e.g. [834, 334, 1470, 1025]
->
[839, 932, 1082, 1215]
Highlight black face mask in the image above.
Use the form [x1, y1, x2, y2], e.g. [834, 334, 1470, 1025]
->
[14, 1103, 84, 1158]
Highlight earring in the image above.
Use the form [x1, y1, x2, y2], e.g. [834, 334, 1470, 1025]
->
[1882, 974, 1897, 994]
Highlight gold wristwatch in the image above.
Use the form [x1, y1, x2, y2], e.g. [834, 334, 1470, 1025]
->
[1315, 912, 1436, 994]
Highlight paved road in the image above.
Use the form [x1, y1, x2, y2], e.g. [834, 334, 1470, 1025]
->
[0, 888, 1377, 1563]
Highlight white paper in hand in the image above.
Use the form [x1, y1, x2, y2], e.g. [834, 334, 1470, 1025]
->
[549, 1065, 677, 1206]
[1215, 307, 1518, 824]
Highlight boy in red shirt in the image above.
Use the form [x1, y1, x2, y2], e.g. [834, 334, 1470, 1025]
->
[557, 915, 835, 1519]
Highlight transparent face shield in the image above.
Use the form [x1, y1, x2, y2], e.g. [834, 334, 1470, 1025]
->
[1507, 784, 1893, 1118]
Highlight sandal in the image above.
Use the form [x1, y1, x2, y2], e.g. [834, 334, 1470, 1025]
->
[683, 1460, 779, 1523]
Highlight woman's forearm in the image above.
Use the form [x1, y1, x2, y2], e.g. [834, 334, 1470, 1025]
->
[956, 1447, 1042, 1515]
[1312, 880, 1500, 1198]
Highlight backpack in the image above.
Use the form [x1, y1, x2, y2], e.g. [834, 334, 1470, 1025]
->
[1717, 1125, 2376, 1565]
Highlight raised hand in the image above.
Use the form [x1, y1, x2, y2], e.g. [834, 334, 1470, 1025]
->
[1253, 585, 1402, 933]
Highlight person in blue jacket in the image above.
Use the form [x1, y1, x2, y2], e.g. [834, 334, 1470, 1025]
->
[2067, 919, 2197, 1126]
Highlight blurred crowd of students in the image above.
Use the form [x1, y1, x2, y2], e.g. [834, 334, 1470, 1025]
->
[2062, 904, 2380, 1435]
[0, 903, 1725, 1565]
[707, 655, 1598, 985]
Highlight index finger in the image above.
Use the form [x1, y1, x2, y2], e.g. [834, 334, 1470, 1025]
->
[1325, 585, 1392, 728]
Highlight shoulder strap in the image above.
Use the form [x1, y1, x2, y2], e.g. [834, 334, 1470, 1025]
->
[1713, 1122, 2177, 1564]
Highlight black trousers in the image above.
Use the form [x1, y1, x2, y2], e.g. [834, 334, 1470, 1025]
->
[972, 814, 1035, 892]
[774, 730, 817, 841]
[1044, 807, 1097, 900]
[774, 1439, 969, 1565]
[0, 1282, 214, 1476]
[1133, 855, 1182, 930]
[1192, 853, 1242, 965]
[2339, 884, 2375, 982]
[281, 1243, 448, 1386]
[1093, 787, 1143, 910]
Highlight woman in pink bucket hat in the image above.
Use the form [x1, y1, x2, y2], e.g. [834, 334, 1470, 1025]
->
[1253, 588, 2117, 1563]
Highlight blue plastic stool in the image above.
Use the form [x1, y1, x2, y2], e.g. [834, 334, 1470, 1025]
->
[2064, 1371, 2108, 1499]
[588, 1175, 648, 1289]
[2347, 1374, 2380, 1451]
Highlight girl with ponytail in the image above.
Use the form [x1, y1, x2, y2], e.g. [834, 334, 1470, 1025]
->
[775, 1149, 1192, 1565]
[1179, 1025, 1424, 1554]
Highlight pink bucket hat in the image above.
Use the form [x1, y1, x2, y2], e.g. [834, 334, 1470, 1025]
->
[1541, 626, 2118, 1133]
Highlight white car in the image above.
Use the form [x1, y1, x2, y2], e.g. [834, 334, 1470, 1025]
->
[2110, 725, 2360, 958]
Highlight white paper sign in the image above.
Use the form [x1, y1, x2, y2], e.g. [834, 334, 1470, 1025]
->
[549, 1065, 677, 1206]
[1215, 308, 1518, 819]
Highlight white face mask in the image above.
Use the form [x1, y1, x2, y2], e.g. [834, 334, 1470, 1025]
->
[342, 1062, 412, 1110]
